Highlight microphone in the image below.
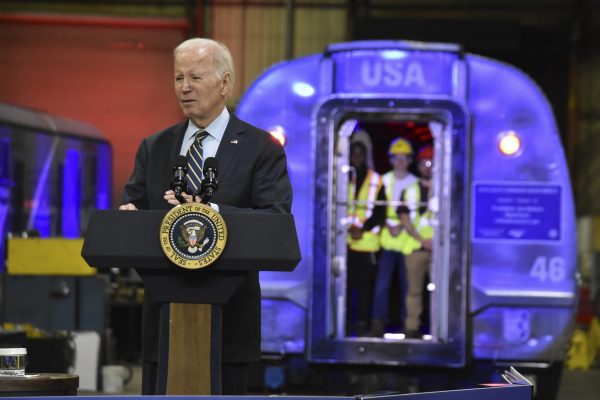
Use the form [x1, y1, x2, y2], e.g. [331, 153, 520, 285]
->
[200, 157, 218, 203]
[170, 155, 188, 203]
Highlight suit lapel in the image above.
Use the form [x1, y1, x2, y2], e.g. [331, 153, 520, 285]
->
[170, 120, 189, 160]
[216, 114, 246, 178]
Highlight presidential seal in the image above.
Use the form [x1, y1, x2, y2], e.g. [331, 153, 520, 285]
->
[159, 203, 227, 269]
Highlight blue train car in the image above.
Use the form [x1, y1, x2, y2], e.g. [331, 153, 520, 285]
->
[0, 103, 112, 269]
[236, 41, 576, 397]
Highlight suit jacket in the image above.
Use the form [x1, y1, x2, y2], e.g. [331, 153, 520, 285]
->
[120, 113, 293, 363]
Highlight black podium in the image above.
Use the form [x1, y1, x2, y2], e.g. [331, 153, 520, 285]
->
[81, 209, 300, 395]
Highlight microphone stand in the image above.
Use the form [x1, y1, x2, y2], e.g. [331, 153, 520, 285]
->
[171, 181, 189, 205]
[197, 158, 219, 204]
[175, 192, 188, 205]
[197, 175, 217, 204]
[170, 162, 189, 205]
[199, 187, 214, 204]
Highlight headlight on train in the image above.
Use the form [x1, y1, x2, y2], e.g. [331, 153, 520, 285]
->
[498, 130, 522, 156]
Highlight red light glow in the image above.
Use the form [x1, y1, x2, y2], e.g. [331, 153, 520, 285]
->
[269, 126, 286, 146]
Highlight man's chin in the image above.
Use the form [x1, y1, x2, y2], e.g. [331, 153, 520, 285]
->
[180, 105, 193, 113]
[181, 110, 201, 122]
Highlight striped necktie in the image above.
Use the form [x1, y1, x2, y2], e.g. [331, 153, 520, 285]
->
[186, 129, 209, 191]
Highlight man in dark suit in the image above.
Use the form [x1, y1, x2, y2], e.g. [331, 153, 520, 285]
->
[119, 38, 292, 394]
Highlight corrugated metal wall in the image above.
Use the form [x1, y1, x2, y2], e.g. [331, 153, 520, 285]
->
[576, 14, 600, 214]
[212, 1, 347, 100]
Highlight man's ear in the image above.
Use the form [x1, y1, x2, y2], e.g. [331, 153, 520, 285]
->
[221, 72, 231, 96]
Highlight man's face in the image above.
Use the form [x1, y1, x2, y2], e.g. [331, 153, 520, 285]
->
[174, 46, 230, 127]
[389, 153, 411, 173]
[350, 147, 366, 169]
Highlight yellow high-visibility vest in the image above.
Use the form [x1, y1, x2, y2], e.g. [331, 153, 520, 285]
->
[397, 182, 434, 255]
[379, 171, 417, 252]
[347, 169, 382, 252]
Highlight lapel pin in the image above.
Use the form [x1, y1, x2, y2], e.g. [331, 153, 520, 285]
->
[230, 139, 238, 144]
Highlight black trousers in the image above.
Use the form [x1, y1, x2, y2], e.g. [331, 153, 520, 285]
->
[346, 249, 377, 331]
[142, 361, 249, 395]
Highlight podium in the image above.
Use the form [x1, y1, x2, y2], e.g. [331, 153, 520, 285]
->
[81, 209, 300, 395]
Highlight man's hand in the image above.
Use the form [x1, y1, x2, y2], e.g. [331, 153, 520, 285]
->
[349, 225, 363, 240]
[421, 238, 433, 251]
[119, 203, 138, 211]
[164, 190, 199, 206]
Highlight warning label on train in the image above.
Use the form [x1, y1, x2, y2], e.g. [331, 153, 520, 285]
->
[472, 183, 562, 242]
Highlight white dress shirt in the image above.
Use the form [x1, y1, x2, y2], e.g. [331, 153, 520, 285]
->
[179, 107, 230, 211]
[180, 107, 229, 158]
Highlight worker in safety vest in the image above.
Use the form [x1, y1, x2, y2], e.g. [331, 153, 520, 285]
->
[346, 141, 382, 336]
[367, 137, 418, 337]
[397, 145, 435, 338]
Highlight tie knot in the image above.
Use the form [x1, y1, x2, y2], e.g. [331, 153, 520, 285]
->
[194, 129, 209, 143]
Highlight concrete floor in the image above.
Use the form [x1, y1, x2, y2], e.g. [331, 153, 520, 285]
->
[556, 368, 600, 400]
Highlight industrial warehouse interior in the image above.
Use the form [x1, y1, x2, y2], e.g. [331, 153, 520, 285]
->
[0, 1, 599, 400]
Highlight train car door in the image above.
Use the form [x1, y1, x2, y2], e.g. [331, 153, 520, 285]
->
[309, 43, 470, 367]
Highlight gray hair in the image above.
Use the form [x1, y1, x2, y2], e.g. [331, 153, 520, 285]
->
[174, 38, 235, 93]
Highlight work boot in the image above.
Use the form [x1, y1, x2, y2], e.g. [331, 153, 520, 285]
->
[404, 329, 421, 339]
[355, 321, 368, 337]
[366, 318, 385, 337]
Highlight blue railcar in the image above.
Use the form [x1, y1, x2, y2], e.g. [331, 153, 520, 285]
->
[0, 103, 112, 270]
[236, 41, 576, 397]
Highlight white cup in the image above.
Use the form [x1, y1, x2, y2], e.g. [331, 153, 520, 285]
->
[101, 365, 131, 393]
[0, 348, 27, 376]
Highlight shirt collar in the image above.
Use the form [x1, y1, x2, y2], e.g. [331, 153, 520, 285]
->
[184, 107, 230, 143]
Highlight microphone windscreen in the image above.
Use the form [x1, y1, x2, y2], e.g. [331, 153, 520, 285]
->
[172, 155, 188, 168]
[203, 157, 218, 171]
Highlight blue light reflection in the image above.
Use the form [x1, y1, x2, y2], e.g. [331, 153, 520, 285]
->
[380, 50, 408, 60]
[62, 148, 80, 238]
[96, 144, 111, 209]
[292, 82, 315, 97]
